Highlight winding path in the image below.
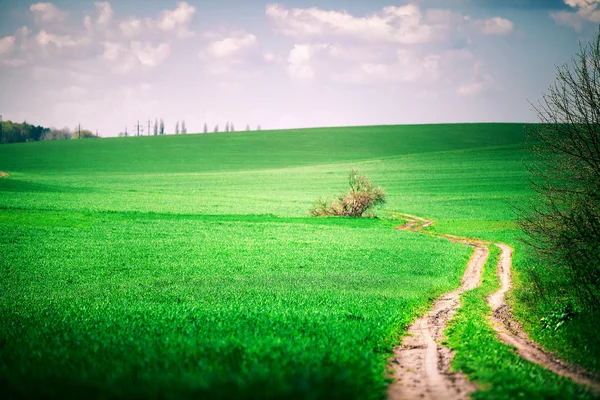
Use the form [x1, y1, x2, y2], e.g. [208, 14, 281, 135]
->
[387, 213, 600, 399]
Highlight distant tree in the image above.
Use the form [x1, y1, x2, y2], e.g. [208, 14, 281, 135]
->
[257, 124, 261, 131]
[70, 129, 99, 139]
[246, 124, 250, 131]
[42, 127, 72, 141]
[175, 121, 180, 134]
[153, 119, 158, 136]
[181, 120, 187, 134]
[160, 119, 165, 135]
[214, 124, 219, 133]
[0, 120, 50, 144]
[230, 123, 235, 132]
[203, 123, 208, 134]
[225, 122, 230, 132]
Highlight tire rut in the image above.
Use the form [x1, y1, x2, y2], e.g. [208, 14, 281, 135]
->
[387, 213, 600, 399]
[488, 244, 600, 396]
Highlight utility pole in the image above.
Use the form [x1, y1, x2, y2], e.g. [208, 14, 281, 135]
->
[134, 120, 141, 137]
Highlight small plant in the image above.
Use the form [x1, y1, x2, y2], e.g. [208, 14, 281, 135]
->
[540, 302, 577, 331]
[309, 169, 386, 217]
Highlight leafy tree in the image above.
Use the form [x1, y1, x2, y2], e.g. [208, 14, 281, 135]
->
[0, 120, 50, 144]
[70, 129, 98, 139]
[42, 127, 72, 141]
[160, 119, 165, 135]
[519, 27, 600, 310]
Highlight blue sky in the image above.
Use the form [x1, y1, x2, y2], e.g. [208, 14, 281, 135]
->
[0, 0, 597, 136]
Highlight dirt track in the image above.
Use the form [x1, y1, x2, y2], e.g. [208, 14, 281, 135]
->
[388, 215, 488, 400]
[387, 214, 600, 399]
[489, 244, 600, 395]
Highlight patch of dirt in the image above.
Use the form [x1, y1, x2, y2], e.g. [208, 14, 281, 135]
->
[488, 244, 600, 395]
[0, 171, 8, 178]
[389, 214, 489, 400]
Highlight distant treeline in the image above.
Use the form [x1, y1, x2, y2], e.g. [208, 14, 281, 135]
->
[0, 120, 99, 144]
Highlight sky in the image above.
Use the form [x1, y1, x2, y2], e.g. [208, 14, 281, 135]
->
[0, 0, 598, 136]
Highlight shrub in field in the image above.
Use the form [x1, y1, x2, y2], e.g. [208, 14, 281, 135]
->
[310, 169, 386, 217]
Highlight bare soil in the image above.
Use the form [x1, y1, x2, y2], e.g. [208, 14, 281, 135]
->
[388, 215, 489, 400]
[488, 244, 600, 395]
[0, 171, 8, 178]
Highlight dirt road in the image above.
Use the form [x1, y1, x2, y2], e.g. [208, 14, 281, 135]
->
[388, 215, 488, 400]
[387, 214, 600, 399]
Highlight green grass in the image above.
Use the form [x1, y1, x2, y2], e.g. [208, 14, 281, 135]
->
[0, 123, 597, 398]
[445, 246, 595, 399]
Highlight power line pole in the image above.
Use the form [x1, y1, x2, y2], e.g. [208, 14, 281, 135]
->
[135, 120, 141, 137]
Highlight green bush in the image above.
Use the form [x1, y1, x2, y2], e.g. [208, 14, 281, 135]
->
[309, 169, 386, 217]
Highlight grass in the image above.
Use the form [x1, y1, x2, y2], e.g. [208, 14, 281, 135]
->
[0, 123, 598, 398]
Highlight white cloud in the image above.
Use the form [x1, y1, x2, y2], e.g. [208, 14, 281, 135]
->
[0, 36, 15, 55]
[205, 33, 257, 58]
[30, 2, 67, 23]
[37, 31, 85, 48]
[157, 2, 196, 37]
[287, 44, 328, 80]
[101, 41, 125, 61]
[551, 0, 600, 30]
[266, 3, 514, 44]
[130, 41, 170, 67]
[457, 75, 494, 96]
[476, 17, 514, 35]
[95, 2, 113, 25]
[120, 18, 145, 37]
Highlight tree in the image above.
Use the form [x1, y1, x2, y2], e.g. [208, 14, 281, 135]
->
[181, 120, 187, 134]
[519, 27, 600, 310]
[154, 119, 158, 136]
[175, 121, 180, 134]
[225, 122, 230, 132]
[214, 124, 219, 133]
[246, 124, 250, 131]
[257, 124, 261, 131]
[230, 123, 235, 132]
[160, 119, 165, 135]
[204, 123, 208, 134]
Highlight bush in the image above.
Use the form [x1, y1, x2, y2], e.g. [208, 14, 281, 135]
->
[310, 169, 386, 217]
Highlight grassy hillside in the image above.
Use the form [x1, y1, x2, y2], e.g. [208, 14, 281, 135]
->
[0, 123, 595, 399]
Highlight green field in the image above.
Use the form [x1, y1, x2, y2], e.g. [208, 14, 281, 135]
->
[0, 124, 597, 399]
